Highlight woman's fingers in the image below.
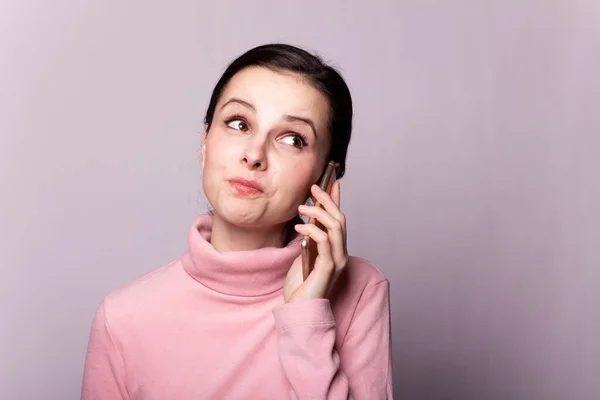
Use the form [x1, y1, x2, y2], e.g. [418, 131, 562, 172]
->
[331, 180, 341, 208]
[305, 181, 347, 255]
[287, 180, 348, 301]
[311, 184, 345, 225]
[294, 223, 334, 275]
[298, 204, 347, 266]
[330, 181, 347, 251]
[298, 204, 339, 232]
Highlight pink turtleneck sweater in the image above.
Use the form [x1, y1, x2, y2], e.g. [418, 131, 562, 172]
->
[82, 213, 393, 399]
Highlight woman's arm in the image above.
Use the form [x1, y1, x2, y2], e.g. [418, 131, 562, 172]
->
[273, 279, 393, 399]
[81, 300, 130, 400]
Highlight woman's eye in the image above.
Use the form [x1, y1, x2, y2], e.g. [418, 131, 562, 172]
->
[280, 134, 307, 149]
[227, 119, 249, 132]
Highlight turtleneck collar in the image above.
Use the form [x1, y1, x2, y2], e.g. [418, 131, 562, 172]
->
[181, 212, 302, 297]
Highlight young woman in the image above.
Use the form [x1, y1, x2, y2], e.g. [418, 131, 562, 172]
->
[82, 43, 393, 399]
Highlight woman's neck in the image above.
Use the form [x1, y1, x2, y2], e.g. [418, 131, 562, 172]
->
[209, 213, 287, 252]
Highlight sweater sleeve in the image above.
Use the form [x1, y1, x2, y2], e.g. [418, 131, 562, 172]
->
[81, 300, 130, 400]
[272, 280, 393, 399]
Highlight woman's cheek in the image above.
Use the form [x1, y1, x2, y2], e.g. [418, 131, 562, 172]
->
[293, 171, 318, 202]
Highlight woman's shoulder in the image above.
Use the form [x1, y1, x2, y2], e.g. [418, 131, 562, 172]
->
[330, 255, 389, 308]
[345, 255, 389, 287]
[99, 258, 184, 323]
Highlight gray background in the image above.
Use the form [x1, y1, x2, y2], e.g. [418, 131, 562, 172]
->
[1, 0, 598, 399]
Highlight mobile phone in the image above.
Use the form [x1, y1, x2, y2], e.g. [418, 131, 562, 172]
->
[301, 161, 339, 281]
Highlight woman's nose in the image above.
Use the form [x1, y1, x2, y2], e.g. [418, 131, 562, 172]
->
[241, 137, 268, 171]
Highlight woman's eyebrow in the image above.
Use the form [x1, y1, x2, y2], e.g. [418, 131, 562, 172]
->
[220, 97, 255, 112]
[283, 115, 317, 138]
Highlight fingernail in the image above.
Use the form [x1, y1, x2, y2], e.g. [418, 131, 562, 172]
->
[298, 205, 307, 210]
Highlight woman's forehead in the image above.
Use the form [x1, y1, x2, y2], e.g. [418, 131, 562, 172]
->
[219, 67, 329, 123]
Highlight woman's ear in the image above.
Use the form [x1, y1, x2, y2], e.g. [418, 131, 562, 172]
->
[201, 124, 208, 169]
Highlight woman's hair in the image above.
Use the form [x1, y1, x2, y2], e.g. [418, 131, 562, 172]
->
[203, 44, 354, 243]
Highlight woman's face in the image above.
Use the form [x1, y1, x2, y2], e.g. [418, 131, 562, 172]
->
[201, 66, 331, 229]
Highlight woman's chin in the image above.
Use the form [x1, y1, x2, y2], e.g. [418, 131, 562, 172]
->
[213, 200, 292, 230]
[213, 201, 267, 227]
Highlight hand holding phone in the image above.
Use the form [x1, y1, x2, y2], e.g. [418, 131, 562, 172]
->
[300, 161, 339, 281]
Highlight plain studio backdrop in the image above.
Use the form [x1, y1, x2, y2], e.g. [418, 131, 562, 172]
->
[1, 0, 598, 399]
